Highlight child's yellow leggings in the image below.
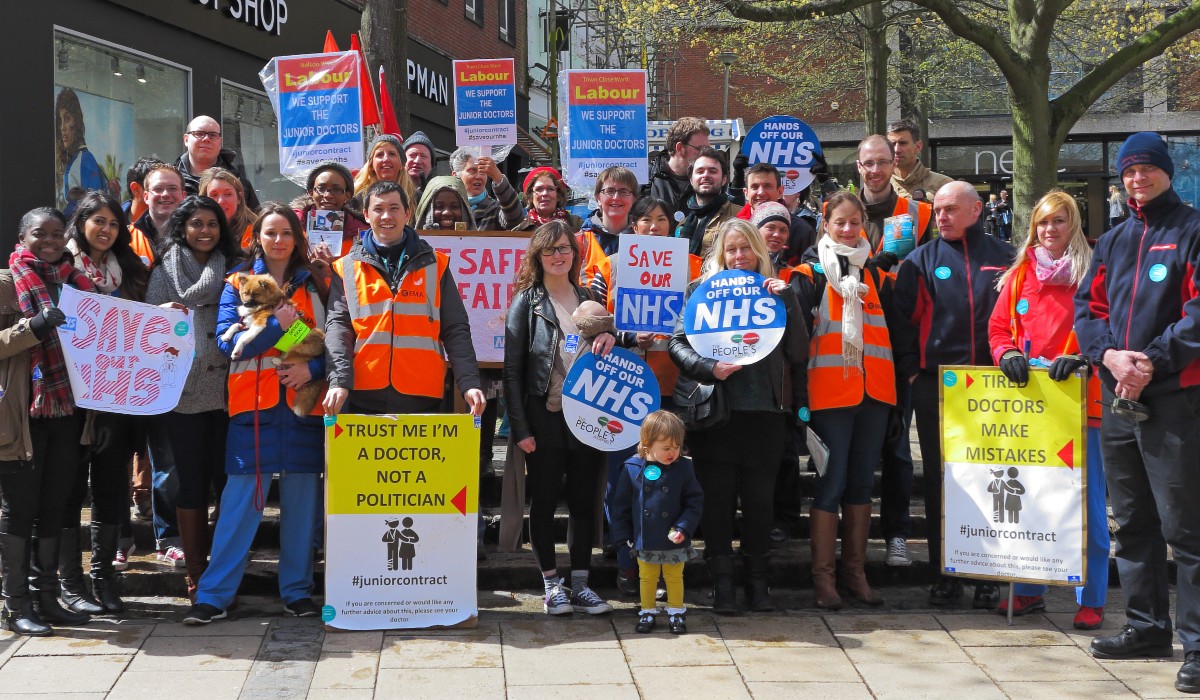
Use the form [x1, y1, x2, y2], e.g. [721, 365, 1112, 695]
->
[639, 560, 685, 612]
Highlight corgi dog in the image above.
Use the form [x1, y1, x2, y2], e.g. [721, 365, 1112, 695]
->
[219, 273, 326, 416]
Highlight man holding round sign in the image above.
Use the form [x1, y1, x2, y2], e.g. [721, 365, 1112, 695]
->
[669, 219, 808, 614]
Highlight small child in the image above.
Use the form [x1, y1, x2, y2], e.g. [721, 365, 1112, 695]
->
[610, 411, 703, 634]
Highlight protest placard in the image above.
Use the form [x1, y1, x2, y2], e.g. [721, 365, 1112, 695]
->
[323, 413, 479, 630]
[742, 115, 823, 195]
[423, 231, 529, 365]
[562, 348, 660, 451]
[264, 51, 364, 185]
[453, 59, 517, 147]
[681, 270, 786, 366]
[613, 235, 688, 334]
[940, 366, 1086, 585]
[55, 286, 196, 415]
[307, 209, 344, 254]
[558, 69, 648, 193]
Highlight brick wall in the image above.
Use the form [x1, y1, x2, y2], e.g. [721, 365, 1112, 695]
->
[409, 0, 526, 86]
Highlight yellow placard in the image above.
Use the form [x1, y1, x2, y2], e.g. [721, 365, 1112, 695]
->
[325, 414, 479, 516]
[941, 366, 1085, 469]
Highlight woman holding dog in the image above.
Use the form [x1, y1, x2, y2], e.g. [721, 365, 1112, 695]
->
[183, 203, 328, 624]
[145, 195, 243, 601]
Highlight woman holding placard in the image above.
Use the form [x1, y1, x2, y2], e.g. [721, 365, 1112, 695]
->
[504, 220, 618, 617]
[987, 191, 1107, 629]
[789, 191, 897, 609]
[0, 206, 97, 635]
[146, 195, 243, 601]
[668, 219, 808, 614]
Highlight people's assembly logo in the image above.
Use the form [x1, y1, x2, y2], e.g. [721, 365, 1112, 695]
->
[597, 416, 624, 434]
[730, 332, 760, 346]
[382, 517, 420, 571]
[986, 467, 1026, 524]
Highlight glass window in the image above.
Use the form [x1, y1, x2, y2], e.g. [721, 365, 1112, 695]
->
[499, 0, 515, 45]
[221, 81, 301, 205]
[466, 0, 483, 26]
[53, 30, 189, 216]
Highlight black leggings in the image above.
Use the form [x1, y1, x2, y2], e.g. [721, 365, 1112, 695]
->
[159, 410, 228, 510]
[63, 413, 142, 527]
[691, 411, 786, 558]
[0, 414, 85, 538]
[526, 444, 604, 573]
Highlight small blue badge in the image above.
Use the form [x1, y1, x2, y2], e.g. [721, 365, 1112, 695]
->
[564, 333, 580, 354]
[797, 407, 811, 422]
[1016, 298, 1030, 315]
[934, 266, 952, 280]
[321, 605, 336, 622]
[1149, 263, 1168, 282]
[643, 465, 662, 481]
[943, 371, 957, 387]
[474, 414, 482, 429]
[31, 366, 42, 381]
[812, 263, 824, 274]
[323, 415, 337, 428]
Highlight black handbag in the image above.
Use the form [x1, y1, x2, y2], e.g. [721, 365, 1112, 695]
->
[672, 375, 729, 430]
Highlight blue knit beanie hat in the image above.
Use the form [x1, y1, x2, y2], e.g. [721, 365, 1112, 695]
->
[1116, 132, 1173, 179]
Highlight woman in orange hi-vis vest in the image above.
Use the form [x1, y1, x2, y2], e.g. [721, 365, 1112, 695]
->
[323, 180, 485, 418]
[182, 203, 329, 625]
[988, 191, 1108, 630]
[789, 191, 898, 610]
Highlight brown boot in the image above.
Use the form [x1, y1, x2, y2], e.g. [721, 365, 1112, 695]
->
[176, 508, 210, 603]
[809, 509, 842, 610]
[838, 504, 883, 606]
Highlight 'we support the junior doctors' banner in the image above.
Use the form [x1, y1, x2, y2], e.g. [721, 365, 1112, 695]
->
[56, 287, 196, 415]
[558, 69, 648, 193]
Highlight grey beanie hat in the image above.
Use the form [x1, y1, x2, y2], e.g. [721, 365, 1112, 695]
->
[402, 131, 436, 160]
[367, 133, 404, 160]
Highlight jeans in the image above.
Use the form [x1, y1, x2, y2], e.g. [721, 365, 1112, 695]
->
[146, 418, 180, 549]
[809, 401, 890, 512]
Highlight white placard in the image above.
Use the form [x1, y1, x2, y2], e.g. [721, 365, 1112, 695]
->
[613, 236, 688, 334]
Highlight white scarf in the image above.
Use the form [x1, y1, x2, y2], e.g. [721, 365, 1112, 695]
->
[817, 234, 872, 370]
[66, 237, 122, 294]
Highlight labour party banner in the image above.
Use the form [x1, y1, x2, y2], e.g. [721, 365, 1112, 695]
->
[453, 59, 517, 147]
[324, 414, 480, 630]
[562, 348, 660, 451]
[424, 231, 530, 364]
[742, 115, 823, 195]
[558, 69, 649, 193]
[262, 51, 364, 186]
[55, 286, 196, 415]
[613, 235, 688, 334]
[681, 270, 786, 366]
[939, 367, 1086, 585]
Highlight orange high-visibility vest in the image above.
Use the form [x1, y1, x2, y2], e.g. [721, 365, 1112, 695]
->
[129, 224, 155, 265]
[874, 197, 933, 254]
[577, 229, 608, 287]
[332, 252, 449, 398]
[226, 275, 328, 417]
[802, 264, 896, 410]
[238, 224, 256, 251]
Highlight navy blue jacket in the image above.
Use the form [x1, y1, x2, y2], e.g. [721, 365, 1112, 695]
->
[1075, 188, 1200, 396]
[609, 455, 703, 552]
[893, 221, 1014, 378]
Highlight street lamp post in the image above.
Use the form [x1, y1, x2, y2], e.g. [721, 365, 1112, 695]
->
[719, 51, 738, 120]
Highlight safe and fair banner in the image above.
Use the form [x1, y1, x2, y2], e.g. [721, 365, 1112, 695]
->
[939, 367, 1087, 585]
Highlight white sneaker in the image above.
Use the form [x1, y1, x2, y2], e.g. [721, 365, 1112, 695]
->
[543, 580, 573, 616]
[886, 537, 911, 567]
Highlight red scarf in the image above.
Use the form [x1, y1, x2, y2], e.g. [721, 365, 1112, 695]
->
[527, 208, 570, 226]
[9, 246, 96, 418]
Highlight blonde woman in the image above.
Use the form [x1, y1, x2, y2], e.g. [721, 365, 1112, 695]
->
[198, 168, 257, 249]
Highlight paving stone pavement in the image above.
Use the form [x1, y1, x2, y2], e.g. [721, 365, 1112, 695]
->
[0, 585, 1193, 699]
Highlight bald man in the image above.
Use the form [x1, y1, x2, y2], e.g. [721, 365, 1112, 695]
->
[892, 181, 1014, 608]
[173, 115, 260, 209]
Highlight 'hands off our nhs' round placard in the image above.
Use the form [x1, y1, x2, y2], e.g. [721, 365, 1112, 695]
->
[682, 270, 786, 366]
[563, 347, 661, 451]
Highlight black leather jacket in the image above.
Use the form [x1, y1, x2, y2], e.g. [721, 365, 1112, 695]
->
[503, 283, 595, 442]
[668, 278, 809, 413]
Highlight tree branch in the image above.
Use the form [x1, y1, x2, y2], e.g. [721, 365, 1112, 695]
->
[720, 0, 876, 22]
[1052, 1, 1200, 140]
[908, 0, 1025, 78]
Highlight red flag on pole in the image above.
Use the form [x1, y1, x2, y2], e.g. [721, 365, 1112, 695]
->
[378, 66, 402, 139]
[350, 34, 381, 127]
[322, 30, 340, 53]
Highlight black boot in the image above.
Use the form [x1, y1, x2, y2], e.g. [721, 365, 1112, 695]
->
[743, 554, 775, 612]
[0, 534, 51, 636]
[30, 536, 91, 626]
[58, 527, 103, 615]
[708, 555, 738, 615]
[89, 523, 124, 615]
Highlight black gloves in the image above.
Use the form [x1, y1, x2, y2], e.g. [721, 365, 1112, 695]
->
[869, 251, 900, 272]
[999, 351, 1029, 387]
[810, 151, 839, 195]
[730, 153, 750, 192]
[1049, 354, 1088, 382]
[885, 407, 906, 444]
[29, 307, 66, 340]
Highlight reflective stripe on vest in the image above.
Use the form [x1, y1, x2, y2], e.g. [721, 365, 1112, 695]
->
[334, 254, 448, 398]
[808, 268, 896, 410]
[226, 277, 327, 416]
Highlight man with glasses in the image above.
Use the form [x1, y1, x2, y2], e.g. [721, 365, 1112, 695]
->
[133, 164, 186, 245]
[651, 117, 710, 219]
[886, 118, 953, 200]
[174, 115, 260, 209]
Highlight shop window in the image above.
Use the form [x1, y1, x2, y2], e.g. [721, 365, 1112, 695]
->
[221, 81, 301, 205]
[499, 0, 516, 45]
[53, 29, 189, 216]
[466, 0, 483, 26]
